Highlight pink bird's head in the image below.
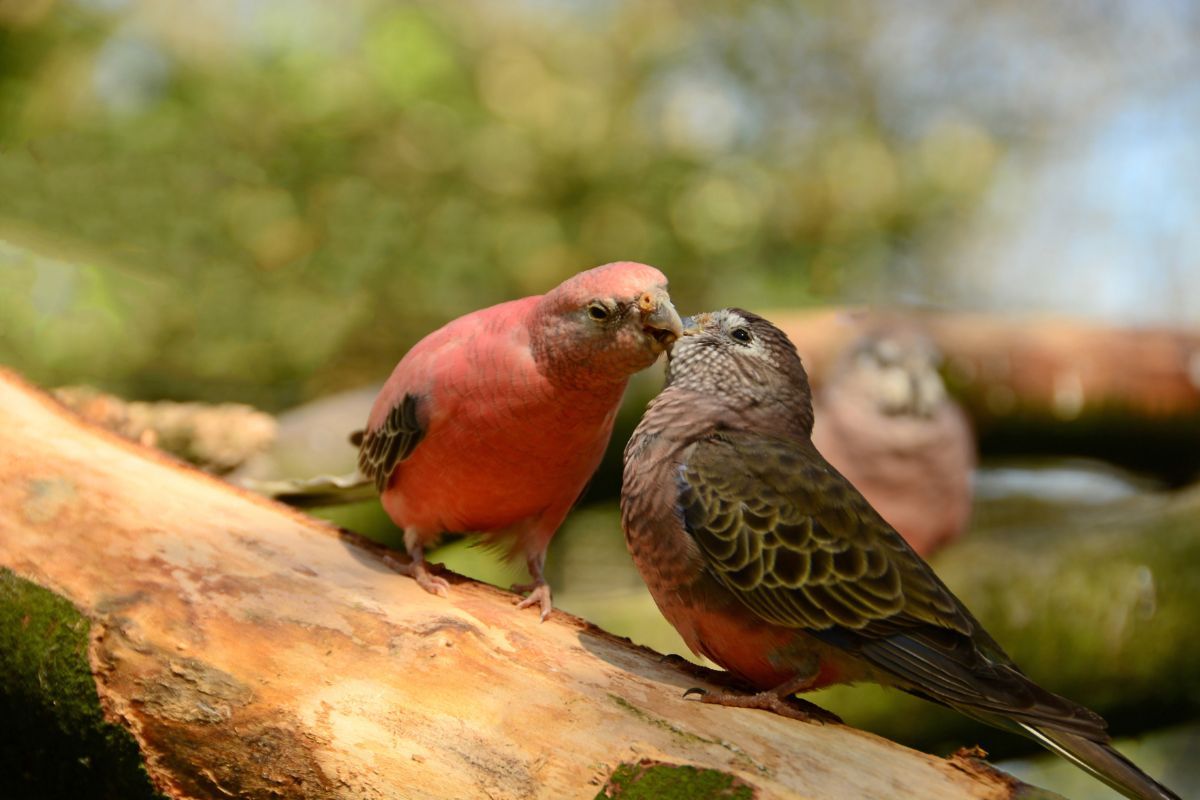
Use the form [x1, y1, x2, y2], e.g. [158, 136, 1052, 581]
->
[530, 261, 683, 388]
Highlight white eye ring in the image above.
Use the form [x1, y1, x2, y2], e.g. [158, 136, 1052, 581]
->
[587, 303, 610, 321]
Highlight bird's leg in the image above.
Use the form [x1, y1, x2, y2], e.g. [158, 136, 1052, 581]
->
[382, 529, 450, 598]
[511, 550, 553, 621]
[683, 668, 842, 724]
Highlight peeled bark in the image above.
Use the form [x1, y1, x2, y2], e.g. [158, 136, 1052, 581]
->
[0, 367, 1055, 800]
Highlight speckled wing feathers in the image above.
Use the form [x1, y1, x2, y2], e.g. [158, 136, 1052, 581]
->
[679, 431, 967, 634]
[677, 430, 1108, 737]
[357, 393, 426, 492]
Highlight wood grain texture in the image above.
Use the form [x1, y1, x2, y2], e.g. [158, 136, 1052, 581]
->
[0, 368, 1042, 800]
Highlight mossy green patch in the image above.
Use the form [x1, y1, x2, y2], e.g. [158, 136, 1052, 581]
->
[596, 759, 755, 799]
[0, 568, 164, 800]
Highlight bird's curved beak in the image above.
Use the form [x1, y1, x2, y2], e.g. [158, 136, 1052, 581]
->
[638, 289, 684, 351]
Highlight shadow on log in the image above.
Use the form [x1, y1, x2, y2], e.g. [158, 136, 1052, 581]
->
[0, 368, 1055, 800]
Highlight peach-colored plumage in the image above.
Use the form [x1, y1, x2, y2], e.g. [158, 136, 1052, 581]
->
[359, 261, 682, 618]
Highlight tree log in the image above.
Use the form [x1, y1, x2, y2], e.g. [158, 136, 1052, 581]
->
[0, 367, 1055, 800]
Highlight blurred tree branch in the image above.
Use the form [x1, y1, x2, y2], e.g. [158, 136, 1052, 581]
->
[775, 308, 1200, 479]
[53, 385, 277, 474]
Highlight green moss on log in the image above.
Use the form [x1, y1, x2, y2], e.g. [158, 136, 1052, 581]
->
[0, 568, 163, 800]
[596, 759, 755, 799]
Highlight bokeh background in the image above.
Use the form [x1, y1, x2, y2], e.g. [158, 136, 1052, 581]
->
[2, 2, 1199, 798]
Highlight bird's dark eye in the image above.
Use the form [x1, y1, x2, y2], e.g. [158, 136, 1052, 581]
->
[587, 303, 610, 321]
[730, 328, 752, 343]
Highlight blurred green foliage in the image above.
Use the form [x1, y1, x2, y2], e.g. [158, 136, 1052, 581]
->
[0, 0, 1000, 407]
[1, 6, 1196, 796]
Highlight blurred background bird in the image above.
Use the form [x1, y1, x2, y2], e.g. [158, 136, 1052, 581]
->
[811, 325, 975, 556]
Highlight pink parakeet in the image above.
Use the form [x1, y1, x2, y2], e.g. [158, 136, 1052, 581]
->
[357, 261, 682, 619]
[622, 308, 1178, 800]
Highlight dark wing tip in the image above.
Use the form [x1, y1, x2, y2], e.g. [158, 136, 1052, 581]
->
[355, 394, 426, 493]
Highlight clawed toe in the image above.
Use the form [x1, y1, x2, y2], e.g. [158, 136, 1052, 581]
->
[784, 698, 842, 725]
[383, 554, 451, 598]
[682, 686, 840, 725]
[512, 582, 553, 621]
[417, 573, 451, 598]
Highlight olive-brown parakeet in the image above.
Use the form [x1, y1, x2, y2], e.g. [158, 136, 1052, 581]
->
[621, 308, 1177, 800]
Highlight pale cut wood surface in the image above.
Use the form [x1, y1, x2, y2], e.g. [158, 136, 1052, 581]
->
[0, 368, 1037, 800]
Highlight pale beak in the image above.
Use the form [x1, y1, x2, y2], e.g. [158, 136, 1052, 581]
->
[638, 290, 684, 350]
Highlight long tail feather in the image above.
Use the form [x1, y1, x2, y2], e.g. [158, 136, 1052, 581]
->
[239, 473, 376, 508]
[1020, 723, 1179, 800]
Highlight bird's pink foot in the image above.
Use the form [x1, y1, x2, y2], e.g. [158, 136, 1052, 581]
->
[683, 687, 841, 724]
[511, 580, 553, 621]
[383, 554, 450, 598]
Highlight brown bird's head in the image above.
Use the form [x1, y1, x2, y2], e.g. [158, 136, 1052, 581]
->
[666, 308, 815, 435]
[531, 261, 683, 387]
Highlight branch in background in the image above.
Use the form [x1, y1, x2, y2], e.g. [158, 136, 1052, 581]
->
[53, 385, 277, 474]
[773, 309, 1200, 479]
[772, 309, 1200, 423]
